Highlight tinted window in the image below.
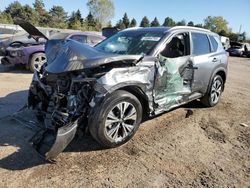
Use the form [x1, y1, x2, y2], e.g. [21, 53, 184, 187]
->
[209, 35, 218, 52]
[70, 35, 87, 43]
[192, 33, 211, 55]
[160, 32, 190, 58]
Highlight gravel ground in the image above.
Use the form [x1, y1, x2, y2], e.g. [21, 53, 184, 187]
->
[0, 57, 249, 187]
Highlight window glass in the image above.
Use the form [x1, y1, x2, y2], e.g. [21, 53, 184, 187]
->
[88, 36, 103, 44]
[95, 30, 164, 55]
[191, 33, 211, 55]
[209, 35, 218, 52]
[160, 32, 190, 58]
[70, 35, 87, 43]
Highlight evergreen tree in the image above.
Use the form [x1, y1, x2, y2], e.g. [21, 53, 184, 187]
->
[122, 13, 130, 28]
[162, 17, 175, 27]
[140, 16, 150, 27]
[33, 0, 49, 26]
[176, 19, 186, 26]
[4, 1, 23, 18]
[187, 21, 194, 26]
[0, 12, 13, 24]
[116, 19, 126, 29]
[150, 17, 160, 27]
[130, 18, 137, 27]
[194, 23, 203, 28]
[85, 12, 97, 30]
[48, 6, 68, 28]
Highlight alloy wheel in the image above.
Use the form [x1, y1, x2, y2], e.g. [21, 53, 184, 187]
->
[211, 78, 222, 104]
[105, 101, 137, 142]
[34, 55, 46, 71]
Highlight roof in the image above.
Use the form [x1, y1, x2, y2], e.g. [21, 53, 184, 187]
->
[122, 26, 213, 34]
[122, 27, 170, 34]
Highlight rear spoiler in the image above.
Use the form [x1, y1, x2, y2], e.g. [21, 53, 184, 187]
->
[13, 18, 49, 41]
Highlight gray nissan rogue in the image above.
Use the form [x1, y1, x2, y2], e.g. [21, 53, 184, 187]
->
[15, 19, 228, 159]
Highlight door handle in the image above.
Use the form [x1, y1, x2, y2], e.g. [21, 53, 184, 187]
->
[212, 58, 218, 62]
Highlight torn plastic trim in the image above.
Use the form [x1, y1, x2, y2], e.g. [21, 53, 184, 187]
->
[44, 120, 78, 160]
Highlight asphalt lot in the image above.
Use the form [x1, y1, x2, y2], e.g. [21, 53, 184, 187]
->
[0, 57, 249, 187]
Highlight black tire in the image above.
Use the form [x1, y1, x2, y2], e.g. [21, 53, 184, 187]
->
[89, 90, 142, 148]
[29, 52, 46, 72]
[200, 75, 224, 107]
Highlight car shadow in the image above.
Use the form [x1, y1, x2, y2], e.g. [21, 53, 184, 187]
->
[0, 63, 31, 74]
[0, 90, 206, 171]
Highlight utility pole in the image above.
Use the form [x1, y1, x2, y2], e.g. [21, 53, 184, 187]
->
[238, 25, 242, 42]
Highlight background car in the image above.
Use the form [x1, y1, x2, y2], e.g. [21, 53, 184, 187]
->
[1, 31, 105, 71]
[227, 41, 250, 57]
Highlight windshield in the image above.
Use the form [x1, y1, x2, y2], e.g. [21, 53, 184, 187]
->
[95, 30, 165, 55]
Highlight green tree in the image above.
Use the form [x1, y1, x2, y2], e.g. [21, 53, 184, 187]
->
[116, 19, 126, 29]
[176, 19, 186, 26]
[122, 13, 130, 28]
[85, 11, 97, 30]
[187, 21, 194, 26]
[150, 17, 160, 27]
[194, 23, 203, 28]
[48, 6, 68, 28]
[75, 9, 82, 23]
[162, 17, 175, 27]
[204, 16, 229, 33]
[130, 18, 137, 27]
[227, 32, 238, 41]
[218, 30, 227, 36]
[33, 0, 49, 26]
[87, 0, 114, 28]
[140, 16, 150, 27]
[22, 5, 39, 25]
[68, 11, 82, 30]
[0, 12, 13, 24]
[4, 1, 23, 19]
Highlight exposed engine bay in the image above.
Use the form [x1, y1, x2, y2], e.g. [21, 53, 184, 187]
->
[28, 54, 138, 159]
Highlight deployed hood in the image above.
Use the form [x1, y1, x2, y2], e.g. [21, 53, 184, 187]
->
[14, 18, 48, 41]
[45, 39, 141, 74]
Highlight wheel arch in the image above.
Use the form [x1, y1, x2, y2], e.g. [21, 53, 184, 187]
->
[117, 85, 150, 119]
[28, 51, 45, 62]
[207, 68, 227, 93]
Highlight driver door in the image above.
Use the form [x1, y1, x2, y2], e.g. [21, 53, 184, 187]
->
[154, 32, 196, 112]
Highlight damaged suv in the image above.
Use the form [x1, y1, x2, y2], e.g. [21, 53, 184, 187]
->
[16, 19, 228, 159]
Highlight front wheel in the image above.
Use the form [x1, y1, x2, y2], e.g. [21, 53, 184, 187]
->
[29, 53, 46, 72]
[89, 90, 142, 148]
[200, 75, 224, 107]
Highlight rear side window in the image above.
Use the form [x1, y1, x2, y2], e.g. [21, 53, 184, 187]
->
[191, 32, 211, 55]
[70, 35, 87, 43]
[88, 36, 103, 44]
[209, 35, 218, 52]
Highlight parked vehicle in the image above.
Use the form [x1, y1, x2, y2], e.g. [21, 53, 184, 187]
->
[220, 36, 230, 50]
[227, 42, 250, 57]
[16, 19, 228, 159]
[1, 20, 105, 71]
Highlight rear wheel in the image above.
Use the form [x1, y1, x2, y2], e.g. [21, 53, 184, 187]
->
[89, 90, 142, 148]
[200, 75, 224, 107]
[29, 53, 46, 72]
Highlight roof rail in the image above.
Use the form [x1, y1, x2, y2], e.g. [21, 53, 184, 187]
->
[169, 26, 212, 33]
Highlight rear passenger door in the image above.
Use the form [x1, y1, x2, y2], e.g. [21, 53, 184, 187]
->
[191, 32, 220, 93]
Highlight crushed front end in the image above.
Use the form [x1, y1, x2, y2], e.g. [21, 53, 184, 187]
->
[28, 67, 99, 160]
